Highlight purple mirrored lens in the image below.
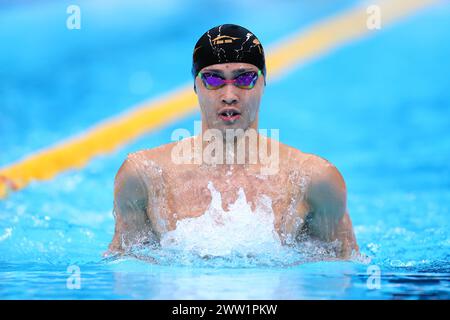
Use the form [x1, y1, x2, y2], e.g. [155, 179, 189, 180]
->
[235, 72, 257, 87]
[201, 71, 258, 89]
[204, 74, 224, 87]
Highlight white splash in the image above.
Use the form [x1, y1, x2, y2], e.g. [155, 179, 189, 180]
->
[160, 182, 282, 257]
[0, 228, 12, 242]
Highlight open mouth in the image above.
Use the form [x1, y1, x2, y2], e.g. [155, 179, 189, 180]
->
[218, 108, 241, 122]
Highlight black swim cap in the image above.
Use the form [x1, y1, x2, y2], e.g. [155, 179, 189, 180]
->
[192, 24, 266, 78]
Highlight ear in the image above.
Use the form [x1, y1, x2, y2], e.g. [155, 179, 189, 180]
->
[193, 83, 197, 94]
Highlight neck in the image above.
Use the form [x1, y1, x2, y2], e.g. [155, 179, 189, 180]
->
[195, 126, 261, 169]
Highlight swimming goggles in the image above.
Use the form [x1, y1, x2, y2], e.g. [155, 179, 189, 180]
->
[198, 69, 261, 90]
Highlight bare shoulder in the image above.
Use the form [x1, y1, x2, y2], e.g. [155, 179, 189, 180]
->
[276, 141, 312, 170]
[123, 139, 184, 173]
[114, 142, 176, 195]
[114, 153, 148, 204]
[304, 154, 346, 191]
[298, 153, 347, 211]
[130, 141, 177, 164]
[276, 142, 346, 192]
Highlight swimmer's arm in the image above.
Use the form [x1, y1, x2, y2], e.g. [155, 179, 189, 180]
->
[305, 160, 359, 258]
[107, 158, 155, 254]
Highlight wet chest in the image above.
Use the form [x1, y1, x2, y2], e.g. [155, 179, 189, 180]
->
[162, 169, 310, 235]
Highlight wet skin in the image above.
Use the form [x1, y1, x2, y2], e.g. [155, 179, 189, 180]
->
[108, 63, 359, 258]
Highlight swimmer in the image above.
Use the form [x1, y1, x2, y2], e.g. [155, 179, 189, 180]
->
[108, 24, 358, 258]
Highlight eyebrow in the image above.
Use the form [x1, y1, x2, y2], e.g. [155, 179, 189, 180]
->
[202, 68, 257, 76]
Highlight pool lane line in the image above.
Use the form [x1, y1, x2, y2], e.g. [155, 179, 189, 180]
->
[0, 0, 440, 199]
[267, 0, 440, 80]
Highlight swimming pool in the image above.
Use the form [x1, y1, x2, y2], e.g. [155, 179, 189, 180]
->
[0, 0, 449, 299]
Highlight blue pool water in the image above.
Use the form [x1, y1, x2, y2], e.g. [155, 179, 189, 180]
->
[1, 0, 449, 299]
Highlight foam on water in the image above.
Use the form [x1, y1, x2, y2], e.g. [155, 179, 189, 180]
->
[128, 182, 348, 267]
[160, 181, 281, 257]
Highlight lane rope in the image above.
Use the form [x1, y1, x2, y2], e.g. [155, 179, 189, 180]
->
[0, 0, 439, 198]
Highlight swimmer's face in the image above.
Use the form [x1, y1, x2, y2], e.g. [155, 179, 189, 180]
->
[195, 62, 265, 134]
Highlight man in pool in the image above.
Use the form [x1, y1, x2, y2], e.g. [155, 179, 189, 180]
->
[108, 24, 358, 258]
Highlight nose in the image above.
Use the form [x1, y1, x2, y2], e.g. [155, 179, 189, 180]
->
[221, 84, 239, 105]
